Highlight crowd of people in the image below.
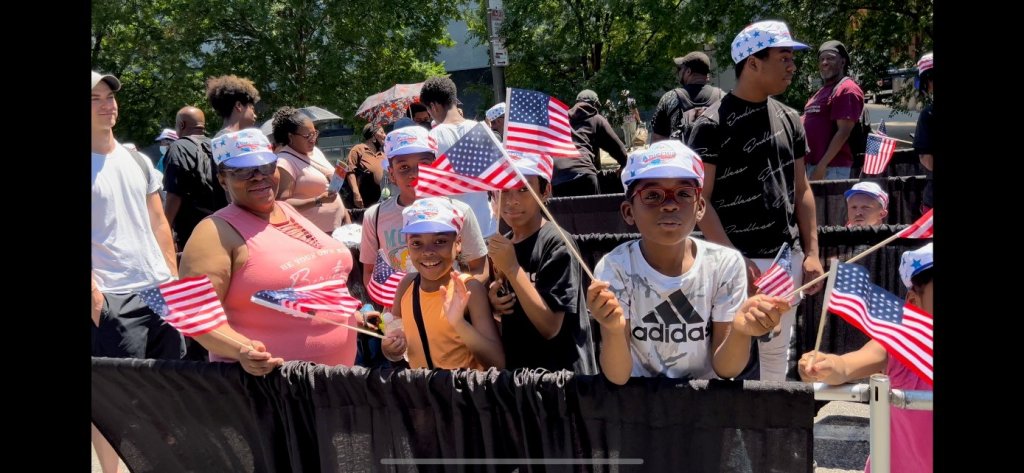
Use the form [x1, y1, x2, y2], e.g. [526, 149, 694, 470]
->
[92, 18, 935, 473]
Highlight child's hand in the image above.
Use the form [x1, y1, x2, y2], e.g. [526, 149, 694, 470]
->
[488, 277, 516, 319]
[486, 234, 519, 275]
[382, 329, 408, 359]
[440, 272, 472, 328]
[587, 280, 625, 329]
[732, 294, 791, 337]
[798, 351, 847, 385]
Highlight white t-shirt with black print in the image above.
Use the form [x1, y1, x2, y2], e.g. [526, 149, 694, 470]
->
[593, 237, 747, 379]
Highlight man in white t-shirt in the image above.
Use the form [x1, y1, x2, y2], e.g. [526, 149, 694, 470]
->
[91, 70, 184, 473]
[419, 76, 498, 237]
[586, 141, 790, 384]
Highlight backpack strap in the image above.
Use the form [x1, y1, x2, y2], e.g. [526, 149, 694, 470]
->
[127, 147, 152, 189]
[828, 77, 852, 101]
[410, 274, 435, 369]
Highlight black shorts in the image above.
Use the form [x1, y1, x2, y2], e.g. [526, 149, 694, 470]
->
[91, 291, 186, 360]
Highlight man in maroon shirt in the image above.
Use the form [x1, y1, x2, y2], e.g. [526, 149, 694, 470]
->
[802, 40, 864, 181]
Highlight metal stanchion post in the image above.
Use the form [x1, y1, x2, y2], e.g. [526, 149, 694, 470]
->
[869, 374, 891, 473]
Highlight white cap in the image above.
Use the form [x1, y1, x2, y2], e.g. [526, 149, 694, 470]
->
[506, 150, 552, 181]
[154, 128, 179, 142]
[384, 125, 437, 159]
[401, 197, 464, 235]
[621, 140, 705, 188]
[844, 181, 889, 208]
[730, 20, 809, 64]
[91, 71, 121, 92]
[900, 243, 933, 289]
[211, 128, 277, 168]
[486, 102, 506, 121]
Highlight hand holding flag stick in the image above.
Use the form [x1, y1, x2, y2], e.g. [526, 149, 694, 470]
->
[784, 209, 933, 301]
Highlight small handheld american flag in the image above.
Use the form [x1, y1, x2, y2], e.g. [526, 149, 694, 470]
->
[504, 88, 580, 158]
[251, 279, 361, 319]
[828, 263, 933, 385]
[367, 250, 406, 308]
[139, 275, 228, 337]
[896, 209, 933, 239]
[414, 122, 520, 197]
[863, 133, 897, 175]
[753, 243, 797, 302]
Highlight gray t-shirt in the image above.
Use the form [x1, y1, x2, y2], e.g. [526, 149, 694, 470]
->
[593, 237, 747, 379]
[359, 196, 487, 271]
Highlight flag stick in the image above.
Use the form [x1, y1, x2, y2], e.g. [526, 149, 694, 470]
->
[890, 137, 914, 145]
[810, 259, 840, 368]
[250, 297, 386, 339]
[209, 328, 255, 351]
[785, 231, 901, 300]
[481, 126, 598, 281]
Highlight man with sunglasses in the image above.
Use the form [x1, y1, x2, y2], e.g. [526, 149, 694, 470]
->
[586, 141, 790, 385]
[686, 21, 824, 381]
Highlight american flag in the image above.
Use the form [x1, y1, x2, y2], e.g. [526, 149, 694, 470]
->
[863, 133, 897, 175]
[877, 119, 888, 135]
[754, 242, 796, 301]
[250, 279, 361, 319]
[896, 208, 933, 239]
[828, 263, 933, 385]
[139, 276, 227, 337]
[505, 88, 580, 158]
[415, 122, 519, 197]
[367, 250, 406, 307]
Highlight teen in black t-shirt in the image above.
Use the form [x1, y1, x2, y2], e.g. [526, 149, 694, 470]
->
[487, 169, 597, 374]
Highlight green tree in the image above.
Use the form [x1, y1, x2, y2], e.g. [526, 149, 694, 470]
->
[92, 0, 466, 144]
[468, 0, 931, 114]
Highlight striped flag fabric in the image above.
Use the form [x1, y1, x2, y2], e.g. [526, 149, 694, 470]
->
[753, 242, 796, 301]
[505, 88, 580, 158]
[251, 279, 361, 319]
[896, 209, 933, 239]
[862, 133, 897, 174]
[367, 250, 406, 307]
[415, 122, 520, 197]
[828, 263, 933, 385]
[139, 275, 227, 337]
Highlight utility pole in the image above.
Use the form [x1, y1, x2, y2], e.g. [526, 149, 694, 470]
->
[487, 0, 507, 103]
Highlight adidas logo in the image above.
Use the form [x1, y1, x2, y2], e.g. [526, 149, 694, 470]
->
[632, 289, 709, 343]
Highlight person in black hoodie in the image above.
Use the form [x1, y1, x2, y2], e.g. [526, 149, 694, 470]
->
[552, 90, 629, 197]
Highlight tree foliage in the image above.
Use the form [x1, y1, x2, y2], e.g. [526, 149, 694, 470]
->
[92, 0, 465, 143]
[468, 0, 931, 115]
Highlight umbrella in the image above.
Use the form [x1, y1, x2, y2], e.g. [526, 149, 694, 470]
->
[259, 106, 343, 136]
[355, 82, 424, 128]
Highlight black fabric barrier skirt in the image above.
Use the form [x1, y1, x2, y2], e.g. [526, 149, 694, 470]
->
[93, 358, 814, 472]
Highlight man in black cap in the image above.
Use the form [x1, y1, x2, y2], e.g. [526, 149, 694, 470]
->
[802, 40, 865, 181]
[651, 51, 725, 143]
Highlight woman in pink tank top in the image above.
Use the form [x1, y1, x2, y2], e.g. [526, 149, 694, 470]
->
[179, 129, 359, 375]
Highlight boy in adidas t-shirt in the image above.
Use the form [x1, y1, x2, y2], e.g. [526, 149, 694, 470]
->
[586, 141, 791, 384]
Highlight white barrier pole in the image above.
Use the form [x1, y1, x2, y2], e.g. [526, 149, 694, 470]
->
[869, 374, 891, 473]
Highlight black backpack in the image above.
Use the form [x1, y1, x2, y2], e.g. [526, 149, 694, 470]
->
[831, 77, 873, 157]
[669, 86, 724, 143]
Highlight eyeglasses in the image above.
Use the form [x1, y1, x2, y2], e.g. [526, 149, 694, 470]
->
[222, 162, 277, 180]
[631, 185, 700, 207]
[292, 130, 319, 141]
